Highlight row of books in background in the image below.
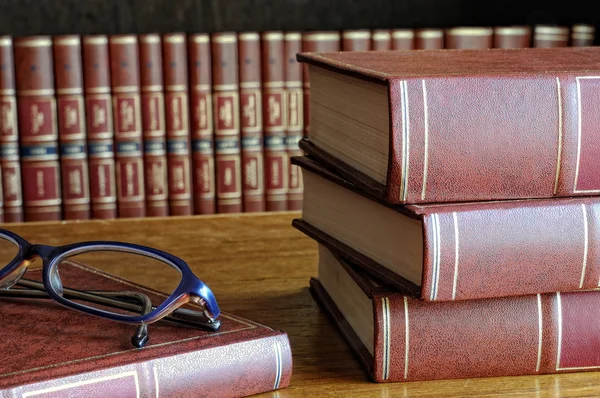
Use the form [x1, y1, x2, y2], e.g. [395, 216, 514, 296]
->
[0, 22, 594, 223]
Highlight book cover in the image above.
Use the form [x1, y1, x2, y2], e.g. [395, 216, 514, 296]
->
[371, 30, 391, 51]
[444, 26, 493, 49]
[534, 25, 569, 47]
[391, 30, 414, 50]
[493, 26, 531, 48]
[414, 29, 443, 49]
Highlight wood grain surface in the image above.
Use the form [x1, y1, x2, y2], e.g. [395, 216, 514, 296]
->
[4, 212, 600, 397]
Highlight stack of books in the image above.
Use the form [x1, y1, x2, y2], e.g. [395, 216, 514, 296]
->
[293, 46, 600, 382]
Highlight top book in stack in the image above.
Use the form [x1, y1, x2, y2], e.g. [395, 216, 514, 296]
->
[297, 47, 600, 204]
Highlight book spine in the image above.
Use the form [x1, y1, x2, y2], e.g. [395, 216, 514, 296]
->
[371, 290, 599, 382]
[493, 26, 532, 48]
[82, 36, 117, 220]
[371, 30, 391, 51]
[284, 32, 304, 211]
[0, 36, 23, 222]
[534, 25, 570, 47]
[238, 32, 265, 212]
[261, 32, 288, 211]
[571, 24, 595, 46]
[414, 29, 444, 49]
[301, 32, 340, 138]
[342, 30, 371, 51]
[188, 34, 215, 215]
[138, 34, 169, 217]
[444, 26, 493, 49]
[3, 334, 292, 397]
[53, 35, 91, 220]
[14, 36, 62, 222]
[391, 29, 415, 50]
[109, 35, 145, 218]
[211, 33, 242, 213]
[385, 72, 600, 203]
[163, 33, 193, 216]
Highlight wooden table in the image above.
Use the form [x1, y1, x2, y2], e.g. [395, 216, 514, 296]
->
[6, 212, 600, 397]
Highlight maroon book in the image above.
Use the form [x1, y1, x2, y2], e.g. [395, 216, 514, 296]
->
[312, 244, 600, 383]
[284, 32, 304, 211]
[138, 34, 169, 217]
[188, 34, 216, 215]
[571, 24, 595, 46]
[0, 36, 23, 222]
[53, 35, 91, 221]
[82, 35, 118, 220]
[298, 47, 600, 204]
[414, 29, 444, 49]
[109, 35, 146, 218]
[163, 33, 193, 216]
[391, 29, 414, 50]
[14, 36, 62, 222]
[371, 30, 391, 51]
[238, 32, 265, 212]
[261, 31, 288, 211]
[211, 33, 242, 213]
[342, 30, 372, 51]
[444, 26, 493, 49]
[534, 25, 569, 47]
[493, 26, 531, 48]
[0, 264, 292, 397]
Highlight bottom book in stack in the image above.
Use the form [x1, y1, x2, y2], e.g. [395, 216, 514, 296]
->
[311, 244, 600, 383]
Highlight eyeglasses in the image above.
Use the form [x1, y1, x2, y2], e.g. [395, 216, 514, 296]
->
[0, 229, 221, 348]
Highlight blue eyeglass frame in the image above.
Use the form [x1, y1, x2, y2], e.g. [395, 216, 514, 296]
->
[0, 229, 220, 325]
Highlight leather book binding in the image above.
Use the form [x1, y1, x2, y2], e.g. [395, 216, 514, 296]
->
[238, 32, 265, 212]
[14, 36, 62, 221]
[444, 26, 493, 49]
[342, 30, 372, 51]
[261, 32, 288, 211]
[298, 47, 600, 204]
[211, 32, 242, 213]
[163, 33, 193, 216]
[534, 25, 569, 47]
[294, 154, 600, 302]
[301, 31, 340, 139]
[371, 30, 392, 51]
[571, 24, 595, 46]
[284, 32, 304, 211]
[0, 36, 23, 222]
[391, 29, 414, 50]
[188, 34, 215, 215]
[53, 35, 91, 220]
[414, 29, 444, 49]
[493, 26, 531, 48]
[82, 35, 118, 220]
[138, 34, 169, 217]
[0, 264, 292, 397]
[312, 245, 600, 383]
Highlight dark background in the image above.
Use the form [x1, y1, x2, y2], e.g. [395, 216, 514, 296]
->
[0, 0, 596, 38]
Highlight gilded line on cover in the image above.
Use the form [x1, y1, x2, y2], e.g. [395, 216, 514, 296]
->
[381, 297, 391, 380]
[399, 81, 410, 202]
[554, 77, 562, 195]
[451, 212, 459, 300]
[430, 214, 441, 300]
[536, 294, 543, 372]
[403, 296, 410, 379]
[274, 341, 283, 389]
[556, 292, 562, 371]
[581, 203, 589, 288]
[421, 80, 429, 200]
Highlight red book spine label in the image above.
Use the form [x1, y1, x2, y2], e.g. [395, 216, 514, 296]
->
[188, 34, 215, 214]
[110, 35, 145, 218]
[0, 37, 22, 222]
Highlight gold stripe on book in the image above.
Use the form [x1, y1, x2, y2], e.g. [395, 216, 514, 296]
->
[212, 35, 237, 44]
[536, 294, 543, 372]
[302, 32, 340, 41]
[274, 341, 283, 389]
[153, 365, 160, 397]
[554, 77, 563, 195]
[494, 26, 530, 36]
[580, 204, 589, 288]
[83, 36, 108, 45]
[451, 212, 460, 300]
[164, 35, 185, 44]
[416, 30, 443, 39]
[381, 297, 391, 380]
[399, 80, 410, 202]
[446, 27, 493, 36]
[191, 35, 209, 43]
[109, 36, 137, 45]
[430, 213, 441, 301]
[555, 292, 562, 371]
[403, 296, 409, 379]
[0, 37, 12, 46]
[14, 38, 52, 47]
[392, 30, 414, 39]
[421, 80, 429, 200]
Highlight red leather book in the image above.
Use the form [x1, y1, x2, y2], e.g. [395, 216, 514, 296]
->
[571, 24, 595, 46]
[211, 33, 242, 213]
[53, 35, 91, 220]
[294, 155, 600, 301]
[82, 35, 118, 220]
[391, 29, 414, 50]
[444, 26, 493, 49]
[284, 32, 304, 211]
[493, 26, 531, 48]
[371, 30, 391, 51]
[298, 47, 600, 204]
[342, 30, 372, 51]
[238, 32, 265, 212]
[414, 29, 444, 49]
[14, 36, 62, 222]
[534, 25, 569, 47]
[261, 32, 288, 211]
[0, 36, 23, 222]
[138, 34, 169, 217]
[0, 264, 292, 397]
[312, 244, 600, 383]
[163, 33, 193, 216]
[301, 31, 340, 139]
[188, 34, 215, 215]
[109, 35, 146, 218]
